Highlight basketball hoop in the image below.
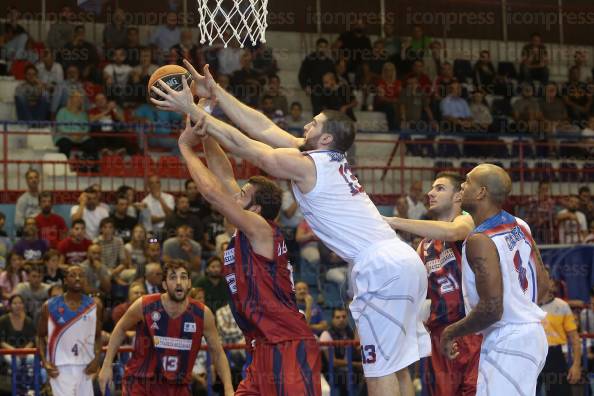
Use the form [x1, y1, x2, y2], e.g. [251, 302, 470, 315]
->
[196, 0, 269, 48]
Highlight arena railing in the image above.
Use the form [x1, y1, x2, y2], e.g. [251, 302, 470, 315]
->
[0, 340, 363, 396]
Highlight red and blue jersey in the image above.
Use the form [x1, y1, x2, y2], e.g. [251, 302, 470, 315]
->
[419, 238, 465, 332]
[124, 294, 205, 384]
[223, 222, 313, 344]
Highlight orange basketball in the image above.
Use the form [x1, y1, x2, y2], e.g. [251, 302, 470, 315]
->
[148, 65, 193, 102]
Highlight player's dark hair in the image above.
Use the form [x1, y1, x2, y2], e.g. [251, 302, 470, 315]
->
[247, 176, 283, 221]
[320, 110, 356, 153]
[435, 171, 465, 192]
[164, 259, 191, 278]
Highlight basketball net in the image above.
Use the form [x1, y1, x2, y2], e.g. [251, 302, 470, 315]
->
[196, 0, 268, 48]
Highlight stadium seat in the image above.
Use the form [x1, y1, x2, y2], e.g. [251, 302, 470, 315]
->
[41, 153, 76, 177]
[453, 59, 473, 83]
[533, 161, 556, 182]
[128, 154, 155, 177]
[26, 128, 55, 151]
[583, 163, 594, 182]
[559, 162, 580, 182]
[435, 139, 461, 158]
[100, 155, 126, 177]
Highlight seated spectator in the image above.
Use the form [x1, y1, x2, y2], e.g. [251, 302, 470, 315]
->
[111, 195, 138, 243]
[434, 62, 465, 102]
[0, 253, 27, 303]
[35, 50, 63, 98]
[13, 217, 49, 264]
[185, 179, 211, 219]
[440, 81, 473, 131]
[563, 66, 590, 126]
[124, 27, 142, 66]
[320, 244, 348, 289]
[142, 175, 175, 233]
[319, 307, 363, 395]
[54, 90, 94, 159]
[15, 169, 41, 232]
[125, 225, 148, 278]
[406, 59, 432, 94]
[403, 25, 432, 62]
[399, 75, 434, 131]
[383, 23, 401, 62]
[298, 38, 335, 115]
[557, 195, 588, 244]
[35, 191, 67, 249]
[103, 47, 133, 100]
[58, 25, 100, 82]
[520, 32, 549, 84]
[111, 281, 145, 325]
[134, 103, 183, 151]
[170, 30, 198, 67]
[88, 93, 135, 156]
[71, 187, 110, 240]
[260, 74, 288, 115]
[94, 218, 130, 283]
[230, 50, 263, 106]
[473, 50, 496, 92]
[46, 6, 74, 52]
[0, 294, 36, 392]
[295, 281, 328, 335]
[202, 211, 226, 258]
[12, 266, 49, 324]
[252, 43, 279, 77]
[150, 12, 181, 63]
[1, 7, 28, 66]
[337, 18, 372, 75]
[163, 194, 204, 241]
[260, 95, 287, 128]
[523, 181, 556, 244]
[296, 219, 320, 267]
[42, 250, 64, 286]
[405, 181, 427, 220]
[142, 262, 164, 294]
[80, 243, 111, 295]
[0, 213, 11, 269]
[57, 219, 92, 266]
[214, 219, 233, 257]
[579, 186, 594, 225]
[512, 83, 543, 133]
[48, 284, 63, 298]
[573, 50, 592, 83]
[286, 102, 307, 134]
[117, 185, 152, 231]
[334, 57, 350, 88]
[217, 33, 242, 76]
[103, 8, 128, 56]
[193, 257, 227, 313]
[319, 72, 357, 121]
[163, 225, 202, 273]
[469, 88, 493, 131]
[368, 39, 389, 78]
[132, 47, 158, 82]
[51, 65, 88, 115]
[374, 62, 401, 131]
[541, 83, 570, 129]
[15, 65, 50, 122]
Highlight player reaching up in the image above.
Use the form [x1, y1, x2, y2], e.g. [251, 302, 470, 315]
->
[176, 112, 322, 395]
[98, 259, 234, 396]
[151, 62, 429, 396]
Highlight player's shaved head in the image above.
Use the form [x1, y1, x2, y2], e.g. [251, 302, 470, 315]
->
[472, 164, 512, 205]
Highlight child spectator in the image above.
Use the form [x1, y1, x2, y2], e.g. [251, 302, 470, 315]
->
[42, 250, 64, 286]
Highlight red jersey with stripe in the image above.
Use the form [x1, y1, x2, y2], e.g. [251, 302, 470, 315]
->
[223, 221, 313, 344]
[124, 294, 205, 384]
[419, 238, 465, 332]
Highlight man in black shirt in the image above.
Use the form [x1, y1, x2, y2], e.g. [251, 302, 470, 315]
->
[185, 179, 211, 219]
[192, 257, 228, 314]
[110, 195, 138, 243]
[298, 38, 336, 115]
[163, 193, 204, 241]
[319, 72, 357, 121]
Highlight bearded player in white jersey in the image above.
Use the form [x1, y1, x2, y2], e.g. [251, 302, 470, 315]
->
[150, 61, 430, 396]
[439, 164, 550, 396]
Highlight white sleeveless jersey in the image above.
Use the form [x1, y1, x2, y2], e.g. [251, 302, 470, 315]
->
[47, 294, 97, 366]
[292, 150, 398, 264]
[462, 211, 546, 332]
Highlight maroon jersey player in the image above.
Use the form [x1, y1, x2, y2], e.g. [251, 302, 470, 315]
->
[177, 112, 322, 395]
[98, 259, 234, 396]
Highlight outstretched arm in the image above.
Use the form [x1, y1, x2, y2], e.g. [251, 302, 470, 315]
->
[440, 233, 503, 358]
[384, 214, 475, 241]
[202, 134, 241, 196]
[184, 60, 303, 149]
[151, 78, 315, 189]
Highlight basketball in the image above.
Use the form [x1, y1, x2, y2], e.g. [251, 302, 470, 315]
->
[148, 65, 193, 101]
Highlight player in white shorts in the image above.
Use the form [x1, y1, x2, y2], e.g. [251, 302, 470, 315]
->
[440, 164, 550, 396]
[151, 61, 430, 396]
[38, 265, 103, 396]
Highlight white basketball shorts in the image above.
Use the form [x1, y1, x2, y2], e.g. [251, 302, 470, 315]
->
[50, 364, 94, 396]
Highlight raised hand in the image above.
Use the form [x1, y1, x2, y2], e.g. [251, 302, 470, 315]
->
[150, 76, 195, 115]
[179, 114, 207, 147]
[183, 60, 217, 98]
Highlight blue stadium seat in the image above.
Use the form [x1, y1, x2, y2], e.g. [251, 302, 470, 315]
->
[583, 163, 594, 182]
[559, 162, 580, 182]
[436, 140, 461, 158]
[533, 161, 556, 182]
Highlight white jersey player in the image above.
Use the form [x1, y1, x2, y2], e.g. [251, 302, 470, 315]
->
[38, 265, 103, 396]
[151, 60, 430, 396]
[440, 164, 549, 396]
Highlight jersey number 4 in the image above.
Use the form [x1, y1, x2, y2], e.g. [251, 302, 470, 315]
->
[71, 344, 78, 356]
[162, 356, 179, 372]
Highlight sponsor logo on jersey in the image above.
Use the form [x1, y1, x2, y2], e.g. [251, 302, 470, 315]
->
[224, 248, 235, 266]
[153, 336, 193, 350]
[426, 248, 456, 273]
[57, 317, 65, 324]
[183, 322, 196, 333]
[151, 322, 159, 330]
[225, 273, 237, 294]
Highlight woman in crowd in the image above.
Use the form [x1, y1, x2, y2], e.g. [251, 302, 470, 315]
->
[0, 253, 27, 303]
[54, 90, 94, 159]
[125, 224, 148, 279]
